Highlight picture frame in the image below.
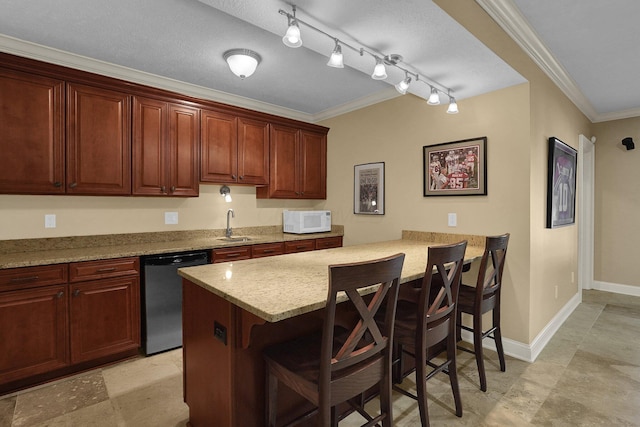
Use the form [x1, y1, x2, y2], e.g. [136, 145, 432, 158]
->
[423, 137, 487, 196]
[546, 136, 577, 228]
[354, 162, 385, 215]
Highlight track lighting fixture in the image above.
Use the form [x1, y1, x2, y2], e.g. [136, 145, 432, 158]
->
[371, 57, 387, 80]
[427, 86, 440, 105]
[395, 74, 411, 95]
[279, 6, 459, 114]
[282, 6, 302, 48]
[327, 40, 344, 68]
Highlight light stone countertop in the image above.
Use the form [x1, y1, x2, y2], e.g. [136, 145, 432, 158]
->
[0, 227, 344, 269]
[178, 237, 485, 323]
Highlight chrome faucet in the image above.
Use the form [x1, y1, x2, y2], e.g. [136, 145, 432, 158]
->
[226, 209, 235, 238]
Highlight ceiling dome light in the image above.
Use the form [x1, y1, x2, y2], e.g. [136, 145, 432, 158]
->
[371, 58, 387, 80]
[223, 49, 261, 79]
[395, 75, 412, 95]
[427, 87, 441, 105]
[327, 41, 344, 68]
[447, 97, 459, 114]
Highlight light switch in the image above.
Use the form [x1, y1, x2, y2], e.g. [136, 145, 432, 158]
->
[45, 214, 56, 228]
[165, 212, 178, 225]
[448, 213, 457, 227]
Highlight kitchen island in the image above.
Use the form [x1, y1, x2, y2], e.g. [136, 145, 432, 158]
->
[178, 231, 485, 427]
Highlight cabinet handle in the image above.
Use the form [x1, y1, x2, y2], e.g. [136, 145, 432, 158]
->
[73, 289, 80, 297]
[56, 291, 64, 298]
[295, 192, 300, 195]
[161, 186, 166, 193]
[96, 267, 117, 273]
[53, 182, 62, 188]
[231, 175, 236, 180]
[171, 186, 176, 193]
[225, 253, 242, 258]
[10, 276, 39, 283]
[263, 250, 274, 253]
[69, 182, 77, 188]
[239, 175, 244, 180]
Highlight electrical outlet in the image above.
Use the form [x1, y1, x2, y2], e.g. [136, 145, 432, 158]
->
[45, 214, 56, 228]
[448, 213, 457, 227]
[165, 212, 178, 225]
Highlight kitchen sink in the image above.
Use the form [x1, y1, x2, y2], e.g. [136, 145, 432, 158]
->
[217, 236, 251, 242]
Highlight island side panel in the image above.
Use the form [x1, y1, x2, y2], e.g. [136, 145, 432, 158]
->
[183, 279, 234, 427]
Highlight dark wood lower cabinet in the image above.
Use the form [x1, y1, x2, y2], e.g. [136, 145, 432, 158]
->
[0, 285, 68, 384]
[0, 258, 140, 394]
[69, 276, 140, 363]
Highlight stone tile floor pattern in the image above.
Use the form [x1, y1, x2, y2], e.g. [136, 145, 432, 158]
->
[1, 289, 639, 426]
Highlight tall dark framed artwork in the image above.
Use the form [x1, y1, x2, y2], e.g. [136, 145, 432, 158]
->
[546, 136, 577, 228]
[354, 162, 384, 215]
[423, 137, 487, 196]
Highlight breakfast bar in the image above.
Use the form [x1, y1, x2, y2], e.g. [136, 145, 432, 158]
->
[178, 231, 485, 427]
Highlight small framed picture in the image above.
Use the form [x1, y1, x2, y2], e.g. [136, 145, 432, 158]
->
[354, 162, 384, 215]
[546, 136, 577, 228]
[423, 137, 487, 196]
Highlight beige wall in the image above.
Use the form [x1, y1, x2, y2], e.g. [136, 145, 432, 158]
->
[434, 0, 593, 342]
[321, 84, 532, 343]
[0, 185, 324, 240]
[592, 117, 640, 288]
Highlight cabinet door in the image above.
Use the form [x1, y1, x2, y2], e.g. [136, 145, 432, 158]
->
[265, 124, 299, 198]
[237, 117, 269, 185]
[66, 83, 131, 195]
[69, 276, 140, 363]
[0, 68, 65, 194]
[133, 96, 167, 195]
[0, 285, 68, 383]
[168, 103, 199, 196]
[299, 130, 327, 199]
[200, 109, 238, 183]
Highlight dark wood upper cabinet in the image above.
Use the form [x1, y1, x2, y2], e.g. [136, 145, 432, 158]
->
[257, 124, 327, 199]
[66, 83, 132, 195]
[0, 68, 65, 194]
[200, 109, 269, 185]
[133, 96, 199, 196]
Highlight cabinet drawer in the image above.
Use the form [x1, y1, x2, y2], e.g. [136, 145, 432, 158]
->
[0, 264, 67, 291]
[315, 236, 343, 250]
[69, 257, 140, 282]
[251, 242, 285, 259]
[212, 247, 252, 263]
[284, 240, 315, 254]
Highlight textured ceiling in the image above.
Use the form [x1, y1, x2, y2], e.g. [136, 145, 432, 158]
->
[0, 0, 524, 121]
[2, 0, 635, 123]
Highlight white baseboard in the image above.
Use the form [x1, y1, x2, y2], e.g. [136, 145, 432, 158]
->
[460, 291, 582, 363]
[591, 281, 640, 297]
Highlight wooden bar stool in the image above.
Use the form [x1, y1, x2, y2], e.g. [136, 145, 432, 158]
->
[456, 233, 510, 392]
[391, 241, 467, 427]
[263, 253, 405, 427]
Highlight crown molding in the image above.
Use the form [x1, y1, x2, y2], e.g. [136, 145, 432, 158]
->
[475, 0, 611, 123]
[0, 33, 315, 123]
[311, 87, 400, 122]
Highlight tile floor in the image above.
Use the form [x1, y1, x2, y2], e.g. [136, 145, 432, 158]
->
[1, 289, 639, 426]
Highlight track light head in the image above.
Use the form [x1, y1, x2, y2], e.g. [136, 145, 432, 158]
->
[395, 75, 411, 95]
[427, 87, 441, 105]
[327, 41, 344, 68]
[447, 97, 459, 114]
[371, 58, 387, 80]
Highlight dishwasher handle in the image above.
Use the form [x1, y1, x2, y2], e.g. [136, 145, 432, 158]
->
[143, 251, 209, 266]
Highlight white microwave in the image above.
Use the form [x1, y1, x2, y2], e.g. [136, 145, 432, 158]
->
[283, 210, 332, 234]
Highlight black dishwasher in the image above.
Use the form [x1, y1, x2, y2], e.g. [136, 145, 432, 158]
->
[142, 251, 210, 355]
